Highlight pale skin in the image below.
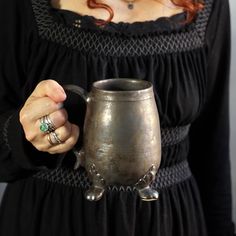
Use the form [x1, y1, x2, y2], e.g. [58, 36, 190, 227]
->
[20, 80, 80, 154]
[20, 0, 183, 154]
[51, 0, 184, 23]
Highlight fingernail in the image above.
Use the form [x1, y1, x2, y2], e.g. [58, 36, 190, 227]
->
[59, 88, 67, 98]
[57, 103, 64, 109]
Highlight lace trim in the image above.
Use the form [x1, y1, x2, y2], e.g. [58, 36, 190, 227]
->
[31, 0, 213, 56]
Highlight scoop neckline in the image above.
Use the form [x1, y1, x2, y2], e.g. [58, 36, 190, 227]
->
[47, 0, 192, 36]
[53, 7, 187, 25]
[48, 1, 185, 25]
[31, 0, 212, 55]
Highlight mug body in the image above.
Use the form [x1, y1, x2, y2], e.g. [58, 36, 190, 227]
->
[83, 79, 161, 185]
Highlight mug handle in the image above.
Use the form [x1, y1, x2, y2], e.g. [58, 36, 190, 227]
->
[63, 84, 90, 170]
[63, 84, 89, 103]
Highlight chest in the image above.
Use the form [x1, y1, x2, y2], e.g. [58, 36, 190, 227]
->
[50, 0, 184, 23]
[25, 0, 212, 126]
[26, 42, 208, 127]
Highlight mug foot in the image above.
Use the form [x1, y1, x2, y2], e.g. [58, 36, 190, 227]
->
[85, 186, 105, 201]
[85, 163, 106, 201]
[137, 186, 159, 201]
[135, 165, 159, 201]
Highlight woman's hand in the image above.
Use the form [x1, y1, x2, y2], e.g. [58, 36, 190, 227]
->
[19, 80, 80, 154]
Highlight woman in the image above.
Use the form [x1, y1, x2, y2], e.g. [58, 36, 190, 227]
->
[0, 0, 235, 235]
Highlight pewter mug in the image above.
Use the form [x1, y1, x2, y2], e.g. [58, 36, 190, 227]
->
[64, 79, 162, 201]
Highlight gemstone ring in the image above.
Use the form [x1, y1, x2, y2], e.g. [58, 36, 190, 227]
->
[39, 115, 56, 133]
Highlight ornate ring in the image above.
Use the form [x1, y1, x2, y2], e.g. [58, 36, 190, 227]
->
[47, 131, 63, 145]
[40, 115, 56, 133]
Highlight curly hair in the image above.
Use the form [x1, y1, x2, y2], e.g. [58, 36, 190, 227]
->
[87, 0, 204, 26]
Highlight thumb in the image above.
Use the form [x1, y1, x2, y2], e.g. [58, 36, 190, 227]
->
[31, 80, 67, 103]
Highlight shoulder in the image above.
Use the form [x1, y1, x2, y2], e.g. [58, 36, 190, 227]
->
[205, 0, 230, 31]
[202, 0, 229, 20]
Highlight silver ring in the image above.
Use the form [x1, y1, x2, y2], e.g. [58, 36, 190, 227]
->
[47, 131, 63, 145]
[40, 115, 56, 133]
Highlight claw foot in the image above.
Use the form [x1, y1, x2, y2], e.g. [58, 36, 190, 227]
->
[135, 165, 159, 201]
[85, 163, 106, 201]
[85, 186, 105, 201]
[137, 186, 159, 201]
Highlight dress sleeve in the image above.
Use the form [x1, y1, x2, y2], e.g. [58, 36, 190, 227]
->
[188, 0, 235, 235]
[0, 0, 65, 183]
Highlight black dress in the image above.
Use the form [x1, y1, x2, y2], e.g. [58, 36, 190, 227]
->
[0, 0, 235, 235]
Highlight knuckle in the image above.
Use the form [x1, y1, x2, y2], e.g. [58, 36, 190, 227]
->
[57, 110, 68, 124]
[39, 79, 54, 86]
[19, 112, 28, 125]
[35, 145, 47, 152]
[46, 79, 57, 85]
[37, 80, 55, 93]
[60, 109, 68, 121]
[62, 130, 70, 141]
[44, 80, 57, 91]
[66, 127, 79, 146]
[37, 80, 47, 89]
[20, 112, 33, 124]
[19, 108, 31, 124]
[25, 131, 36, 142]
[65, 138, 73, 148]
[44, 99, 56, 110]
[67, 136, 77, 148]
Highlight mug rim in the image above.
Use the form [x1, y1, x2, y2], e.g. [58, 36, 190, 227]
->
[92, 78, 153, 93]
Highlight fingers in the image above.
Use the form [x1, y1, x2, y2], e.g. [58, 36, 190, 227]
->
[30, 80, 67, 103]
[30, 121, 80, 154]
[45, 124, 80, 154]
[24, 107, 69, 143]
[35, 108, 68, 130]
[48, 121, 72, 144]
[20, 80, 80, 155]
[21, 97, 64, 122]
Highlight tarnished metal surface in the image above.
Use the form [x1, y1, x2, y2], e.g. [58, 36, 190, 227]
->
[64, 79, 161, 201]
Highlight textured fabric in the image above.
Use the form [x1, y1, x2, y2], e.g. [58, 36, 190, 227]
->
[32, 160, 192, 191]
[30, 0, 212, 56]
[0, 0, 235, 235]
[160, 125, 190, 146]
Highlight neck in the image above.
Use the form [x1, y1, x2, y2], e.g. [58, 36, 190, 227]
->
[51, 0, 184, 24]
